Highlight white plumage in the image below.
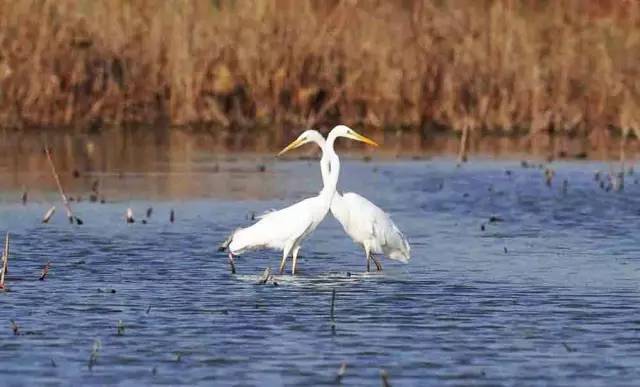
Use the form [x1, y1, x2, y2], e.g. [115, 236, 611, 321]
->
[331, 192, 410, 263]
[313, 131, 411, 271]
[219, 125, 378, 275]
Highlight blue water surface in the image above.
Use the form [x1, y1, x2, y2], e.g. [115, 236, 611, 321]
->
[1, 158, 640, 386]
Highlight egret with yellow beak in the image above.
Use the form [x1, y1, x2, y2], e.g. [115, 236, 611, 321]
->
[303, 130, 411, 271]
[219, 125, 378, 275]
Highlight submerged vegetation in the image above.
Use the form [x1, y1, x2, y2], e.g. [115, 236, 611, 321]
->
[0, 0, 639, 152]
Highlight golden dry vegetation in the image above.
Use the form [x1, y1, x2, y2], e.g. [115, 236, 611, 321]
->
[0, 0, 639, 151]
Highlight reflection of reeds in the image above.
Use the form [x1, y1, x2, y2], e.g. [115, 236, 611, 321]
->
[0, 1, 638, 146]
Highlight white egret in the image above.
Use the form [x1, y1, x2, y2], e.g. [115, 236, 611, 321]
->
[305, 130, 411, 271]
[219, 125, 378, 275]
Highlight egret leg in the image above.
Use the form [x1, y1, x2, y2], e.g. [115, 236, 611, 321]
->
[291, 246, 300, 275]
[372, 256, 383, 271]
[279, 243, 293, 274]
[228, 252, 236, 274]
[364, 244, 371, 272]
[278, 251, 288, 274]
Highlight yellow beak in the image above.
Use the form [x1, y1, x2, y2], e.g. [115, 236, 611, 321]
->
[277, 137, 307, 156]
[348, 130, 379, 147]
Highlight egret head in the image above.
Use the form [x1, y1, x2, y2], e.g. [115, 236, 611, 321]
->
[330, 125, 378, 147]
[278, 129, 325, 156]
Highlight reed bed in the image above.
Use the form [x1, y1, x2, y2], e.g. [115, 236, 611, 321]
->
[0, 0, 639, 146]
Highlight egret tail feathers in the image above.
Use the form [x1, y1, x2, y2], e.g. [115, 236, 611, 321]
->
[386, 225, 411, 263]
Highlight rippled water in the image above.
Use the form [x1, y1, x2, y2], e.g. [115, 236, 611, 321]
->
[1, 158, 640, 386]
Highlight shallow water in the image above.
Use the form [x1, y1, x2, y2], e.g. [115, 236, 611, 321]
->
[1, 158, 640, 386]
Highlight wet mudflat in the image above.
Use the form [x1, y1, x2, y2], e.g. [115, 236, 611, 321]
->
[1, 158, 640, 386]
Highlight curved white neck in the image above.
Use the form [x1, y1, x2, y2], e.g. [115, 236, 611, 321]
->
[319, 133, 340, 201]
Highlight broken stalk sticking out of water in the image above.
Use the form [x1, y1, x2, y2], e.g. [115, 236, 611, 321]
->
[336, 362, 347, 383]
[88, 339, 101, 371]
[10, 320, 19, 335]
[257, 267, 272, 284]
[126, 208, 135, 223]
[1, 232, 9, 289]
[170, 209, 175, 223]
[42, 206, 56, 223]
[116, 320, 125, 336]
[330, 289, 336, 334]
[44, 147, 82, 224]
[381, 370, 392, 387]
[39, 261, 51, 280]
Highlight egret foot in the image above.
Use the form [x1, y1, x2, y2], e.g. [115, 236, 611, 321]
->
[228, 253, 236, 274]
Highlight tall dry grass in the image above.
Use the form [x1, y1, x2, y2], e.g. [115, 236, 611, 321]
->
[0, 0, 639, 146]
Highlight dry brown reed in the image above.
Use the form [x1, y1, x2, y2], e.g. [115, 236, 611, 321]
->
[0, 0, 639, 147]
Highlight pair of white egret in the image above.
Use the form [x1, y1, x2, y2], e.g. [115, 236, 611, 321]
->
[220, 125, 410, 275]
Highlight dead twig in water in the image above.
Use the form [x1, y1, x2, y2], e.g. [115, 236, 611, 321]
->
[44, 147, 82, 224]
[88, 339, 101, 371]
[116, 320, 125, 336]
[330, 289, 336, 334]
[10, 320, 20, 335]
[39, 261, 51, 280]
[544, 167, 555, 187]
[257, 267, 270, 283]
[336, 362, 347, 383]
[257, 267, 272, 284]
[21, 190, 27, 205]
[380, 370, 392, 387]
[170, 209, 175, 223]
[1, 232, 9, 288]
[126, 208, 135, 223]
[42, 206, 56, 223]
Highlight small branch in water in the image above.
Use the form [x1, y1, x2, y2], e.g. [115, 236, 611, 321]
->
[336, 362, 347, 383]
[257, 267, 272, 284]
[1, 232, 9, 289]
[380, 370, 392, 387]
[42, 206, 56, 223]
[330, 289, 336, 334]
[21, 190, 27, 205]
[88, 339, 101, 371]
[10, 320, 20, 335]
[126, 208, 135, 223]
[146, 207, 153, 218]
[39, 261, 51, 280]
[170, 209, 175, 223]
[116, 320, 125, 336]
[544, 167, 555, 187]
[44, 147, 81, 224]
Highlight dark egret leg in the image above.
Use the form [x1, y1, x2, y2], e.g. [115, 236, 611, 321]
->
[228, 252, 236, 274]
[291, 246, 301, 275]
[364, 244, 371, 272]
[372, 256, 383, 271]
